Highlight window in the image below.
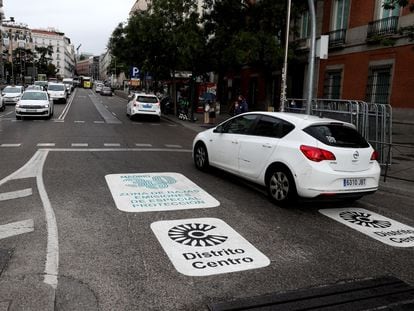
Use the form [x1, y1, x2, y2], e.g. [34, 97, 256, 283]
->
[323, 70, 342, 99]
[303, 124, 369, 148]
[332, 0, 350, 31]
[252, 116, 294, 138]
[378, 0, 400, 19]
[366, 65, 392, 104]
[222, 115, 257, 134]
[299, 11, 310, 38]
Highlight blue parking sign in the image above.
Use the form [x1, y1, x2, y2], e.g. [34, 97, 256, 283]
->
[131, 67, 140, 78]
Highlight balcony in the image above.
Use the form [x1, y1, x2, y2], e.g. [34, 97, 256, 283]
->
[327, 28, 347, 48]
[367, 16, 399, 39]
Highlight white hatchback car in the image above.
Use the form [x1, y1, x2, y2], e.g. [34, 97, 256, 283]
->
[15, 90, 53, 119]
[192, 112, 380, 205]
[47, 83, 68, 104]
[126, 93, 161, 120]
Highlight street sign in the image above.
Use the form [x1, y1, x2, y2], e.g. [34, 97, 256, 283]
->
[151, 218, 270, 276]
[320, 208, 414, 247]
[131, 67, 140, 78]
[105, 173, 220, 212]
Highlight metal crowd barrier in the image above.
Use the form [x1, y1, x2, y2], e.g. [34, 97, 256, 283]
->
[284, 99, 392, 166]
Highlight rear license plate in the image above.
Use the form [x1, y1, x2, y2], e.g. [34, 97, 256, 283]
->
[343, 178, 366, 187]
[142, 104, 153, 109]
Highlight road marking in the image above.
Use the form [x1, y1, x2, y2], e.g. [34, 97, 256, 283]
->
[94, 121, 105, 124]
[165, 144, 182, 148]
[0, 219, 34, 240]
[112, 112, 117, 116]
[74, 121, 85, 123]
[168, 124, 177, 127]
[0, 188, 32, 202]
[320, 208, 414, 248]
[1, 144, 21, 147]
[151, 218, 270, 276]
[58, 88, 76, 120]
[106, 172, 219, 212]
[71, 143, 88, 147]
[135, 143, 152, 147]
[0, 150, 58, 288]
[104, 143, 121, 147]
[52, 120, 65, 123]
[150, 123, 160, 126]
[37, 143, 56, 147]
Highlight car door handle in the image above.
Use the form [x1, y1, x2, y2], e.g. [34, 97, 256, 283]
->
[232, 141, 238, 144]
[262, 144, 272, 148]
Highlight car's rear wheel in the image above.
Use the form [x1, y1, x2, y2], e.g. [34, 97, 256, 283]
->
[194, 142, 209, 171]
[266, 166, 297, 206]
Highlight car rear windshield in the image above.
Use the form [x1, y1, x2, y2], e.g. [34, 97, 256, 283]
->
[303, 123, 370, 148]
[137, 96, 158, 103]
[22, 92, 48, 101]
[4, 87, 21, 93]
[48, 85, 65, 91]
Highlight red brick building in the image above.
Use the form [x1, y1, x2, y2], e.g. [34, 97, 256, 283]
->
[318, 0, 414, 108]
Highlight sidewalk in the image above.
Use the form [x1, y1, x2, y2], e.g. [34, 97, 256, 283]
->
[162, 110, 413, 198]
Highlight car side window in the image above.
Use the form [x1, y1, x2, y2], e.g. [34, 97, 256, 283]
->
[252, 116, 294, 138]
[222, 115, 257, 134]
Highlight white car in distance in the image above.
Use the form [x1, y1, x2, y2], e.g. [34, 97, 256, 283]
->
[15, 90, 54, 120]
[126, 93, 161, 121]
[47, 83, 68, 104]
[192, 112, 381, 206]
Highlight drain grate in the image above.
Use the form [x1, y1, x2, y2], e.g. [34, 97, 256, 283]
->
[208, 276, 414, 311]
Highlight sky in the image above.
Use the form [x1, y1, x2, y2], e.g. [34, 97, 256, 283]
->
[3, 0, 136, 55]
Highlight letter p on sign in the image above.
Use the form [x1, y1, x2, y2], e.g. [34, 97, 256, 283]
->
[132, 67, 140, 78]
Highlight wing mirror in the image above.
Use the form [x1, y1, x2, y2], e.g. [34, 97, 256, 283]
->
[213, 125, 224, 133]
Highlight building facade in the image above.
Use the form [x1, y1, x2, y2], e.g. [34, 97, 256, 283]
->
[317, 0, 414, 108]
[31, 28, 75, 79]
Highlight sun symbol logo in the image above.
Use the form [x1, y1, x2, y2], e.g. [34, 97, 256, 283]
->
[339, 211, 391, 228]
[168, 223, 228, 247]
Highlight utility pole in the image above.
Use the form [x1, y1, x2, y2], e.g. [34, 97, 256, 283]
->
[306, 0, 316, 115]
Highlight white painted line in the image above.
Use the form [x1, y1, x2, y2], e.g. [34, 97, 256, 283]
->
[71, 143, 88, 147]
[151, 218, 270, 276]
[37, 143, 56, 147]
[165, 144, 182, 148]
[52, 120, 65, 123]
[150, 123, 160, 126]
[104, 143, 121, 147]
[0, 219, 34, 240]
[1, 144, 21, 147]
[105, 172, 219, 212]
[319, 208, 414, 248]
[58, 88, 76, 120]
[94, 121, 105, 124]
[74, 121, 85, 123]
[135, 143, 153, 147]
[0, 188, 32, 202]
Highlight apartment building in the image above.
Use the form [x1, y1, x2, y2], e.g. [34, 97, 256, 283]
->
[317, 0, 414, 108]
[31, 28, 75, 78]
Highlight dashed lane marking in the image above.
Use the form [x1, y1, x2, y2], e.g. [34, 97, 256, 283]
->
[0, 188, 33, 202]
[0, 144, 21, 147]
[135, 143, 152, 147]
[0, 219, 34, 240]
[74, 121, 85, 123]
[104, 143, 121, 147]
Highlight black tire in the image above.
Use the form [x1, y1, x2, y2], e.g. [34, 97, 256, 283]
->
[16, 116, 21, 120]
[194, 142, 209, 171]
[266, 166, 297, 206]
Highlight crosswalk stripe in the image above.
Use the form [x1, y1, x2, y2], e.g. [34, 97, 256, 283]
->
[1, 144, 21, 147]
[0, 188, 32, 202]
[37, 143, 56, 147]
[0, 219, 34, 240]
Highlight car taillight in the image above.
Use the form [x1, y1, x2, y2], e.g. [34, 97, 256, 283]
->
[300, 145, 336, 162]
[370, 150, 379, 161]
[133, 101, 137, 107]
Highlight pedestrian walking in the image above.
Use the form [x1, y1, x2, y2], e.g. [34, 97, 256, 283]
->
[234, 95, 248, 115]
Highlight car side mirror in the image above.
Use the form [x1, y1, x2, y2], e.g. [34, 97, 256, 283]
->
[213, 125, 224, 133]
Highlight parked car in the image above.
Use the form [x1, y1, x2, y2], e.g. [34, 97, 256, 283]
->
[126, 93, 161, 120]
[47, 83, 68, 104]
[2, 85, 24, 105]
[15, 90, 53, 120]
[100, 86, 112, 96]
[95, 83, 103, 93]
[192, 112, 380, 205]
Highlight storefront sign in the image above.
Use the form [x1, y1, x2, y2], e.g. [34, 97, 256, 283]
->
[320, 208, 414, 247]
[105, 173, 219, 212]
[151, 218, 270, 276]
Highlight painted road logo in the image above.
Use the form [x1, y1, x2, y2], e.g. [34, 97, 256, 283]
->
[151, 218, 270, 276]
[105, 173, 220, 212]
[320, 208, 414, 247]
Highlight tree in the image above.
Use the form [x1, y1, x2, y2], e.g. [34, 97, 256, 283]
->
[35, 46, 54, 76]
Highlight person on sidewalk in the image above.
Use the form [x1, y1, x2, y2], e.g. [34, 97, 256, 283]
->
[234, 95, 248, 115]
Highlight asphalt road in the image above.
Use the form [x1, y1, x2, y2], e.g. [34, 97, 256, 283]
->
[0, 88, 413, 310]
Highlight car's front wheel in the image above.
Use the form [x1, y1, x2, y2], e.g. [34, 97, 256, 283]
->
[194, 142, 209, 171]
[266, 166, 297, 206]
